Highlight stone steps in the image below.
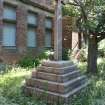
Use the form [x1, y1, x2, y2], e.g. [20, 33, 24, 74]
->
[32, 70, 81, 82]
[42, 61, 74, 67]
[26, 75, 86, 94]
[37, 64, 77, 74]
[23, 81, 90, 104]
[23, 61, 89, 104]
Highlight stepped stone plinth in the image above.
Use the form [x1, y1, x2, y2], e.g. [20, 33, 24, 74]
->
[23, 61, 89, 104]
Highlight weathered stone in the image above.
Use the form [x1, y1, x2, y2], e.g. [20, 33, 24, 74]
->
[32, 70, 81, 82]
[23, 81, 89, 104]
[37, 64, 77, 74]
[24, 61, 89, 104]
[42, 60, 73, 67]
[26, 75, 86, 94]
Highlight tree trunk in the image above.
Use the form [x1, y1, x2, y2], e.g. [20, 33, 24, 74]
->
[87, 35, 98, 74]
[78, 32, 82, 49]
[83, 31, 87, 44]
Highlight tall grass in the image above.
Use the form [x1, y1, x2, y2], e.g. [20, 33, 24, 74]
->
[71, 58, 105, 105]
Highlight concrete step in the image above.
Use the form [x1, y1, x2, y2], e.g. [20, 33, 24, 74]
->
[42, 61, 74, 68]
[23, 81, 90, 104]
[32, 70, 81, 82]
[26, 75, 87, 94]
[37, 64, 77, 75]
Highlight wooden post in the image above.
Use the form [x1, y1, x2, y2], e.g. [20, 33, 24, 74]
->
[54, 0, 62, 61]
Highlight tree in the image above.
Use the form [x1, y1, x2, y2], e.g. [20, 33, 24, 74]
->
[62, 0, 105, 74]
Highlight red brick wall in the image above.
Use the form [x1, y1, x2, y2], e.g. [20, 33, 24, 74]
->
[62, 16, 73, 49]
[16, 4, 27, 54]
[0, 0, 54, 64]
[0, 1, 76, 64]
[37, 12, 45, 48]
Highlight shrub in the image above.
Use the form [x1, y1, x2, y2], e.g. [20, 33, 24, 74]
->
[72, 48, 87, 62]
[98, 48, 105, 57]
[18, 50, 53, 68]
[98, 39, 105, 57]
[18, 56, 40, 68]
[62, 49, 71, 60]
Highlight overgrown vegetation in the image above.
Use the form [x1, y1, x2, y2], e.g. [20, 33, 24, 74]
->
[18, 50, 53, 68]
[0, 68, 46, 105]
[0, 58, 105, 105]
[63, 0, 105, 74]
[71, 58, 105, 105]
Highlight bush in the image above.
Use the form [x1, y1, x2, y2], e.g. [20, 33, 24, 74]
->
[62, 49, 71, 60]
[18, 50, 53, 68]
[18, 56, 40, 68]
[98, 48, 105, 57]
[98, 39, 105, 57]
[72, 48, 87, 62]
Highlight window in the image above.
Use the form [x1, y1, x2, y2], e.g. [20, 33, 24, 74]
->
[3, 23, 16, 46]
[45, 18, 52, 29]
[45, 18, 52, 47]
[45, 30, 51, 47]
[27, 13, 37, 26]
[27, 28, 36, 47]
[3, 5, 16, 47]
[3, 5, 16, 20]
[27, 12, 37, 47]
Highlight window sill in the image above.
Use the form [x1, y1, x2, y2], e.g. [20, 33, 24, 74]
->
[2, 46, 16, 49]
[2, 46, 18, 53]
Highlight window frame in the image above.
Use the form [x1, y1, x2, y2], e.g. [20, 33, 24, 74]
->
[2, 4, 17, 48]
[27, 12, 38, 27]
[27, 27, 37, 48]
[27, 11, 38, 48]
[45, 17, 53, 48]
[45, 18, 53, 29]
[3, 4, 16, 21]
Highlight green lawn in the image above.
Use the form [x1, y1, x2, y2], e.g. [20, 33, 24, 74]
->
[0, 59, 105, 105]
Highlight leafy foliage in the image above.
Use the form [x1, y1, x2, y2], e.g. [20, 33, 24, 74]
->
[62, 48, 71, 60]
[18, 56, 40, 68]
[62, 4, 79, 16]
[18, 50, 53, 68]
[0, 59, 105, 105]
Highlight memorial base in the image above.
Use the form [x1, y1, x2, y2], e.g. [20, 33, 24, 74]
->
[23, 61, 89, 104]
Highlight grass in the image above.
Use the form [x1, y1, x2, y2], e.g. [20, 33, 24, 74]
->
[0, 68, 46, 105]
[71, 58, 105, 105]
[0, 58, 105, 105]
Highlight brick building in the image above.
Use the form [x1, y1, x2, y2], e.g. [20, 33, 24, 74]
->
[0, 0, 74, 64]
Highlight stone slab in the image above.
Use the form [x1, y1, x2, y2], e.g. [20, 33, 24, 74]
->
[42, 61, 73, 68]
[32, 70, 81, 82]
[23, 81, 90, 104]
[26, 75, 86, 94]
[37, 64, 77, 74]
